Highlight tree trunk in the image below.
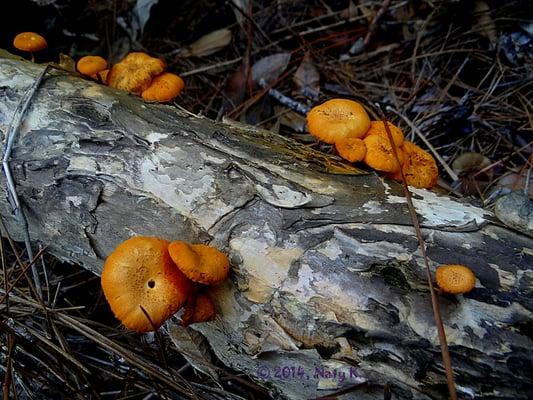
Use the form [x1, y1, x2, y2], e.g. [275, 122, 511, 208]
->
[1, 54, 532, 400]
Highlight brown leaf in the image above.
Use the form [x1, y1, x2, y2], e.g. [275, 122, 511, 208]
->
[496, 172, 533, 197]
[293, 54, 320, 100]
[58, 53, 76, 72]
[340, 1, 358, 20]
[230, 0, 250, 29]
[473, 1, 497, 43]
[251, 52, 291, 85]
[222, 64, 248, 113]
[182, 28, 233, 58]
[168, 324, 219, 381]
[276, 106, 307, 132]
[452, 152, 491, 175]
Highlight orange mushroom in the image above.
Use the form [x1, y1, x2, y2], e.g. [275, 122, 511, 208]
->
[435, 264, 476, 294]
[182, 293, 216, 327]
[101, 236, 193, 332]
[107, 52, 166, 94]
[142, 72, 185, 102]
[306, 99, 371, 144]
[77, 56, 108, 78]
[393, 141, 439, 189]
[13, 32, 47, 61]
[363, 134, 405, 173]
[335, 137, 367, 163]
[168, 241, 230, 286]
[364, 121, 405, 148]
[96, 69, 110, 84]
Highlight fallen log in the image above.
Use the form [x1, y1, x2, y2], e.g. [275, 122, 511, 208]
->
[1, 53, 532, 400]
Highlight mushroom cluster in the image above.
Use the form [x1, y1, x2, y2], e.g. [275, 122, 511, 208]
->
[76, 52, 185, 102]
[101, 236, 229, 332]
[306, 99, 439, 189]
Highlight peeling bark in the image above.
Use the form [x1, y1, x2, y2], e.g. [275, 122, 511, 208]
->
[1, 55, 532, 400]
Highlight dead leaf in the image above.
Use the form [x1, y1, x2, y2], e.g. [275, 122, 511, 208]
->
[496, 172, 533, 197]
[473, 1, 497, 43]
[182, 28, 233, 58]
[222, 64, 248, 113]
[58, 53, 76, 72]
[167, 323, 219, 381]
[340, 1, 358, 20]
[132, 0, 159, 37]
[293, 54, 320, 100]
[230, 0, 250, 29]
[276, 106, 307, 132]
[452, 152, 491, 175]
[251, 52, 291, 86]
[452, 152, 492, 195]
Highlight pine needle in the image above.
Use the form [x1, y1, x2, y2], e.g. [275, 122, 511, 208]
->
[376, 104, 458, 400]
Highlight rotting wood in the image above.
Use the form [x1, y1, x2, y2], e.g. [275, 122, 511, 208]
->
[0, 54, 532, 400]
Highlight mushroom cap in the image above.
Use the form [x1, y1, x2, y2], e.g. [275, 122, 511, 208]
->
[13, 32, 47, 52]
[77, 56, 108, 76]
[398, 141, 439, 188]
[436, 264, 476, 294]
[182, 293, 216, 326]
[168, 241, 230, 285]
[335, 137, 367, 163]
[363, 134, 405, 173]
[101, 236, 193, 332]
[107, 52, 166, 94]
[142, 72, 185, 102]
[306, 99, 371, 144]
[364, 121, 405, 148]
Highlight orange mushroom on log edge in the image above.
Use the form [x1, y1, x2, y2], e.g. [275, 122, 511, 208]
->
[142, 72, 185, 102]
[77, 56, 108, 79]
[168, 241, 230, 286]
[107, 52, 166, 94]
[101, 237, 230, 332]
[101, 236, 193, 332]
[435, 264, 476, 294]
[13, 32, 47, 62]
[182, 293, 217, 327]
[306, 99, 371, 144]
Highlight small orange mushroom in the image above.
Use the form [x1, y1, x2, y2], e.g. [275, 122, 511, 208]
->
[142, 72, 185, 102]
[107, 52, 166, 94]
[13, 32, 47, 61]
[182, 293, 216, 327]
[363, 134, 405, 173]
[101, 236, 193, 332]
[364, 121, 405, 148]
[395, 141, 439, 189]
[77, 56, 108, 78]
[96, 69, 110, 84]
[335, 137, 367, 163]
[435, 264, 476, 294]
[168, 241, 230, 286]
[306, 99, 371, 144]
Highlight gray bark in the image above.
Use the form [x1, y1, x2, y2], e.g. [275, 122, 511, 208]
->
[1, 54, 532, 400]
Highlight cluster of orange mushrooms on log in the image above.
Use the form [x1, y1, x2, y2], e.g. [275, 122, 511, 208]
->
[77, 52, 185, 103]
[13, 32, 185, 103]
[101, 237, 229, 333]
[307, 99, 439, 189]
[12, 33, 477, 332]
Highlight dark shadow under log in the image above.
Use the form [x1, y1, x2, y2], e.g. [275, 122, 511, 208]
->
[0, 54, 532, 399]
